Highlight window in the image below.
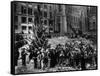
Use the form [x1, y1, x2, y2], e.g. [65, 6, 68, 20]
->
[37, 5, 41, 12]
[28, 26, 32, 30]
[22, 26, 26, 30]
[44, 5, 47, 9]
[15, 25, 18, 30]
[44, 20, 47, 25]
[28, 18, 33, 23]
[56, 16, 61, 33]
[50, 12, 52, 18]
[50, 6, 52, 10]
[57, 16, 60, 22]
[21, 5, 27, 14]
[14, 16, 18, 23]
[57, 23, 60, 33]
[92, 22, 96, 30]
[44, 11, 47, 18]
[14, 3, 17, 13]
[58, 5, 62, 12]
[21, 17, 27, 23]
[49, 20, 53, 26]
[28, 7, 32, 15]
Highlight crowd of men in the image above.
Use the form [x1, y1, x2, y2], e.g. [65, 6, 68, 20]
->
[14, 35, 97, 71]
[14, 26, 97, 71]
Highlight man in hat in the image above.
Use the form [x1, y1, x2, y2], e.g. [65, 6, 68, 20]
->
[21, 48, 27, 66]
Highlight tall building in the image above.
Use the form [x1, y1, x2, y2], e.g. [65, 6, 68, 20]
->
[33, 4, 68, 36]
[66, 5, 88, 35]
[54, 5, 67, 35]
[13, 2, 36, 39]
[87, 6, 97, 35]
[66, 5, 97, 36]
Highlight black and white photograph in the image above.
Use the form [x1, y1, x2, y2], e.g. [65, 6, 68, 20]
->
[11, 1, 97, 74]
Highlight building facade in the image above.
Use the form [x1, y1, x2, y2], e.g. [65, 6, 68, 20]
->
[13, 2, 68, 38]
[13, 2, 36, 39]
[87, 6, 97, 35]
[66, 6, 88, 35]
[66, 5, 97, 37]
[13, 2, 97, 38]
